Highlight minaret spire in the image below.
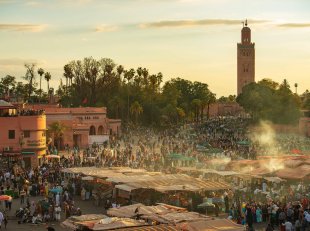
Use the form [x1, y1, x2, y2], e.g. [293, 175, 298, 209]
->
[245, 19, 248, 27]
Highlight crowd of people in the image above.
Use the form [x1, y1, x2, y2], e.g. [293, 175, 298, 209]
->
[1, 116, 310, 230]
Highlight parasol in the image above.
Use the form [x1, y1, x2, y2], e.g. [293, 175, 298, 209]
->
[0, 195, 12, 201]
[45, 154, 60, 159]
[49, 188, 63, 194]
[237, 140, 251, 146]
[197, 201, 215, 208]
[168, 153, 184, 160]
[82, 176, 94, 181]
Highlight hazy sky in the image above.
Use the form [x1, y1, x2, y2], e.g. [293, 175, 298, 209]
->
[0, 0, 310, 97]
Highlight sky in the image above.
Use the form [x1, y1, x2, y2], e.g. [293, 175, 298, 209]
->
[0, 0, 310, 97]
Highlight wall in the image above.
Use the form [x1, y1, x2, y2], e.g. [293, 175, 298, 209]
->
[0, 114, 47, 168]
[206, 102, 244, 118]
[300, 117, 310, 136]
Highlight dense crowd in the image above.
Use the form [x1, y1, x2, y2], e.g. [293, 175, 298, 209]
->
[1, 116, 310, 231]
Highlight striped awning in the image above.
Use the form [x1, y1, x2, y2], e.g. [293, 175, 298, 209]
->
[116, 225, 179, 230]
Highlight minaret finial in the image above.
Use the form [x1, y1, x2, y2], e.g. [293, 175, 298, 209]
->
[245, 19, 248, 27]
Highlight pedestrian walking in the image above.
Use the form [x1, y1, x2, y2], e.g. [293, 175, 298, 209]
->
[0, 211, 4, 229]
[20, 189, 26, 204]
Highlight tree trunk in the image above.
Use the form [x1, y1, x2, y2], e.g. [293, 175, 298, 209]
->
[28, 77, 33, 100]
[39, 76, 42, 103]
[66, 77, 68, 94]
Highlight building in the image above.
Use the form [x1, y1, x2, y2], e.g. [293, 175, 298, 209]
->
[0, 100, 46, 168]
[237, 19, 255, 95]
[207, 102, 244, 118]
[27, 104, 121, 149]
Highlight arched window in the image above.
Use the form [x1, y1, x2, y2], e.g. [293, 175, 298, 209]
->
[89, 125, 96, 135]
[98, 126, 104, 135]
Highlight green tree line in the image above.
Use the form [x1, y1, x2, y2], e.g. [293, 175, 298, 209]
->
[237, 78, 303, 124]
[57, 57, 216, 126]
[1, 58, 309, 126]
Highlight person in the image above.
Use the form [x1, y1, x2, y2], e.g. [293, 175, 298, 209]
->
[55, 192, 60, 206]
[284, 220, 293, 231]
[7, 197, 12, 211]
[295, 218, 301, 231]
[55, 205, 61, 221]
[0, 211, 3, 229]
[76, 208, 82, 216]
[256, 206, 262, 223]
[266, 223, 274, 231]
[20, 189, 26, 204]
[279, 209, 286, 227]
[3, 214, 7, 229]
[214, 203, 219, 217]
[134, 206, 141, 220]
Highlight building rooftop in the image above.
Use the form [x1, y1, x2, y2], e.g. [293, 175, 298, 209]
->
[44, 107, 106, 114]
[0, 100, 15, 109]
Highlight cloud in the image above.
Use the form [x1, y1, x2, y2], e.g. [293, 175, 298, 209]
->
[0, 24, 46, 32]
[24, 1, 41, 6]
[0, 0, 15, 4]
[0, 58, 45, 66]
[95, 24, 118, 32]
[278, 23, 310, 28]
[139, 19, 269, 29]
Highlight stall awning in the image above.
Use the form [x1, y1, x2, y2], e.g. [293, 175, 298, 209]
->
[115, 184, 138, 192]
[22, 151, 35, 155]
[2, 152, 21, 157]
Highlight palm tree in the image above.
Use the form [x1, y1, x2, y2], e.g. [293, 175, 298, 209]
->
[37, 68, 44, 102]
[294, 83, 298, 94]
[124, 68, 135, 122]
[64, 64, 74, 91]
[142, 68, 149, 87]
[44, 72, 51, 96]
[48, 121, 66, 150]
[116, 65, 124, 81]
[191, 99, 202, 122]
[130, 101, 143, 124]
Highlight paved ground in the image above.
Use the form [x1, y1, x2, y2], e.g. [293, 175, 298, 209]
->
[3, 195, 104, 231]
[3, 196, 269, 231]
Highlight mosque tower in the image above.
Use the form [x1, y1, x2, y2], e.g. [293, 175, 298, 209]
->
[237, 19, 255, 95]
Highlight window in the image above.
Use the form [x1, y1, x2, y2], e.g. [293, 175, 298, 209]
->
[8, 130, 15, 139]
[24, 130, 30, 138]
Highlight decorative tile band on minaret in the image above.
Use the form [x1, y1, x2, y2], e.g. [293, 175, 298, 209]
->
[237, 19, 255, 95]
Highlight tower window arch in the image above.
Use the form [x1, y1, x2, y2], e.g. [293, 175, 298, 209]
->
[98, 125, 104, 135]
[89, 125, 96, 135]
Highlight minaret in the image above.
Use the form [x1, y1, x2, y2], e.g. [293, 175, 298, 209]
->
[237, 19, 255, 95]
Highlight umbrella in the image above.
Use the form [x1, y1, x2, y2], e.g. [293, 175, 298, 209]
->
[181, 156, 196, 161]
[168, 153, 184, 160]
[212, 197, 224, 204]
[237, 140, 251, 146]
[0, 195, 12, 201]
[46, 155, 60, 159]
[197, 201, 215, 208]
[291, 149, 302, 154]
[82, 176, 94, 181]
[49, 188, 63, 194]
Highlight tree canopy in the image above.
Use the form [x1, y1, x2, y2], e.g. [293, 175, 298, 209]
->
[237, 78, 301, 124]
